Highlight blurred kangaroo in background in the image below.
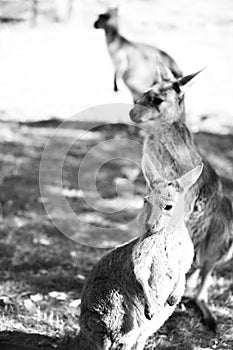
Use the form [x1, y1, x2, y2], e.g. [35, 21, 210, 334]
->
[76, 165, 202, 350]
[94, 8, 182, 103]
[129, 69, 233, 332]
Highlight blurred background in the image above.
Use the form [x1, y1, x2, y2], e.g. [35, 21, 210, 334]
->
[0, 0, 232, 131]
[0, 1, 233, 349]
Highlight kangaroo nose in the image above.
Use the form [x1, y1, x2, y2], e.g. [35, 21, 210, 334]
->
[129, 107, 138, 122]
[93, 21, 99, 28]
[129, 105, 143, 123]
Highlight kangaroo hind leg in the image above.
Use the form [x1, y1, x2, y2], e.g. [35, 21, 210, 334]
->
[114, 71, 119, 92]
[195, 261, 216, 332]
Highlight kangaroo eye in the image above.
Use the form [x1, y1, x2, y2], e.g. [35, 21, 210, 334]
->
[102, 14, 110, 20]
[164, 204, 173, 210]
[144, 197, 148, 204]
[172, 82, 181, 93]
[150, 95, 164, 105]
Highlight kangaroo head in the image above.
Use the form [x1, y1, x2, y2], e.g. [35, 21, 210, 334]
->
[129, 69, 203, 124]
[94, 8, 119, 30]
[142, 163, 203, 234]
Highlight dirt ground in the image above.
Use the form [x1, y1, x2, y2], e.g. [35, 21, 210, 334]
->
[0, 120, 232, 349]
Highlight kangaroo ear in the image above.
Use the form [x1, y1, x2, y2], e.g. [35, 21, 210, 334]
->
[109, 7, 119, 13]
[177, 68, 206, 86]
[161, 66, 174, 81]
[177, 163, 203, 190]
[142, 153, 161, 189]
[155, 57, 174, 82]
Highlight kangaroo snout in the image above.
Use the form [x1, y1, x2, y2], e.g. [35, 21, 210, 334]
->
[129, 104, 151, 123]
[94, 20, 100, 29]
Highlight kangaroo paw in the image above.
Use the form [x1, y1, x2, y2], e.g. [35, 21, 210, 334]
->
[195, 299, 217, 333]
[202, 312, 217, 333]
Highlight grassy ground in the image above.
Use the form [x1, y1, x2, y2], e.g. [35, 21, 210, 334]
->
[0, 120, 232, 349]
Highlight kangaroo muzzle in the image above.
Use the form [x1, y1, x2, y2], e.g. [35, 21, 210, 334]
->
[129, 105, 151, 123]
[94, 20, 102, 29]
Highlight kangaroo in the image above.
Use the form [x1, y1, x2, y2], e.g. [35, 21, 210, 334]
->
[94, 8, 182, 103]
[129, 70, 233, 332]
[76, 165, 202, 350]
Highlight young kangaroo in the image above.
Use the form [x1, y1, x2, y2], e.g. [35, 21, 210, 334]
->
[129, 71, 233, 332]
[94, 8, 182, 103]
[76, 165, 202, 350]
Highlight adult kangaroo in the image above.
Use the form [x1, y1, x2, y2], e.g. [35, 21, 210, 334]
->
[129, 70, 233, 332]
[94, 8, 182, 103]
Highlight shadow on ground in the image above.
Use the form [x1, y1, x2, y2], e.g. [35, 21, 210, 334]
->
[0, 120, 233, 349]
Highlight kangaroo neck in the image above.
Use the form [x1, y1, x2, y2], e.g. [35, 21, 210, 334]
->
[139, 228, 166, 243]
[147, 121, 201, 169]
[146, 120, 176, 140]
[152, 121, 177, 138]
[105, 26, 120, 45]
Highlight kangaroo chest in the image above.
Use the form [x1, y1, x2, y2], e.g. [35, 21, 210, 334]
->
[106, 37, 128, 71]
[134, 226, 193, 288]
